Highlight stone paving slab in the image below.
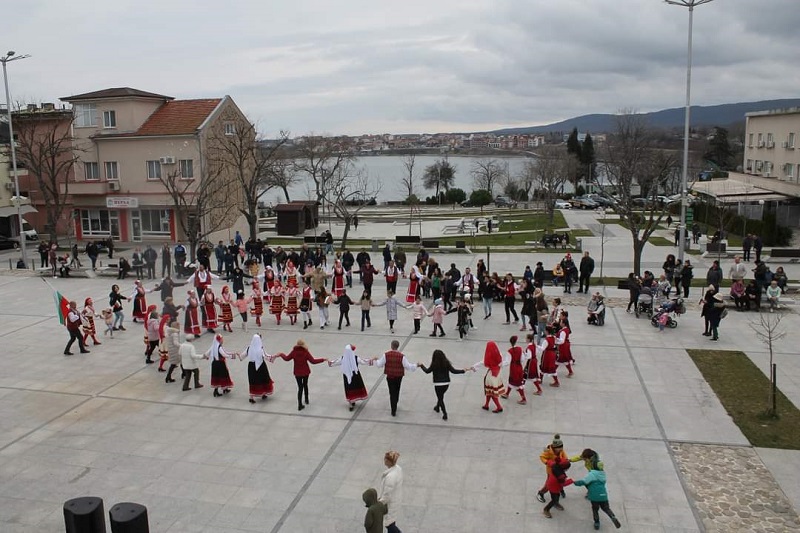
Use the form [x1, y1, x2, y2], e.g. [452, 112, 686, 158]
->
[756, 448, 800, 516]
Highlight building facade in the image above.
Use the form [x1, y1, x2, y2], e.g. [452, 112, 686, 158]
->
[744, 107, 800, 184]
[60, 87, 249, 244]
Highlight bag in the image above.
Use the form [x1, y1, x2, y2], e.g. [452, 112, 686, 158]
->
[720, 308, 729, 320]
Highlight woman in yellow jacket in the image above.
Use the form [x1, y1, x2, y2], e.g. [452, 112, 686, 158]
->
[536, 434, 569, 503]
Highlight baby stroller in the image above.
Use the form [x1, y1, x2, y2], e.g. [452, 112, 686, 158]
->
[650, 297, 686, 329]
[635, 288, 654, 318]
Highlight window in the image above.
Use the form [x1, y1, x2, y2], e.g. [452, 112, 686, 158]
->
[757, 133, 763, 145]
[224, 122, 236, 136]
[84, 162, 100, 181]
[179, 159, 194, 179]
[756, 160, 763, 172]
[80, 209, 120, 238]
[103, 110, 116, 128]
[785, 163, 794, 179]
[764, 161, 773, 175]
[105, 161, 119, 180]
[139, 209, 171, 236]
[746, 159, 753, 171]
[75, 104, 97, 127]
[146, 160, 162, 180]
[748, 133, 753, 148]
[767, 133, 774, 143]
[789, 132, 796, 148]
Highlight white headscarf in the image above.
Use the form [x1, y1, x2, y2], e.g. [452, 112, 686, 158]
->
[208, 334, 224, 362]
[340, 344, 359, 384]
[246, 334, 265, 370]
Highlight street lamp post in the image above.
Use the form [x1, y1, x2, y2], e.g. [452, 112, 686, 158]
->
[1, 50, 31, 268]
[665, 0, 714, 265]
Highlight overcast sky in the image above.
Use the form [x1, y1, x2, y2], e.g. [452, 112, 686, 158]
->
[5, 0, 799, 136]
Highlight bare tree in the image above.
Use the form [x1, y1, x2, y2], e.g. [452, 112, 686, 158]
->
[11, 110, 81, 242]
[749, 313, 786, 418]
[516, 160, 537, 200]
[400, 154, 418, 236]
[599, 113, 678, 275]
[422, 158, 456, 201]
[158, 167, 229, 261]
[293, 135, 355, 223]
[325, 162, 381, 249]
[266, 149, 299, 203]
[532, 146, 570, 226]
[471, 158, 507, 196]
[205, 123, 290, 240]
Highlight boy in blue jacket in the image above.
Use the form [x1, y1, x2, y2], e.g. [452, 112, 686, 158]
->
[572, 448, 622, 530]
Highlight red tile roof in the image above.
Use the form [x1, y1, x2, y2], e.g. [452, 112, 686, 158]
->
[61, 87, 172, 101]
[134, 98, 223, 136]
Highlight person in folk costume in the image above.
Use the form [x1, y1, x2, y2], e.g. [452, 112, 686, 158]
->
[156, 313, 172, 372]
[384, 260, 399, 295]
[201, 287, 219, 333]
[206, 334, 237, 397]
[184, 290, 202, 337]
[501, 335, 529, 404]
[524, 333, 543, 395]
[316, 287, 332, 329]
[285, 284, 300, 325]
[276, 339, 328, 410]
[331, 259, 347, 298]
[405, 264, 423, 304]
[250, 280, 265, 327]
[555, 312, 575, 377]
[217, 285, 234, 332]
[163, 320, 182, 382]
[300, 280, 314, 329]
[81, 298, 102, 346]
[131, 280, 153, 322]
[539, 323, 561, 387]
[144, 308, 161, 365]
[283, 259, 300, 288]
[237, 334, 275, 403]
[186, 264, 219, 322]
[269, 280, 286, 325]
[370, 339, 419, 417]
[261, 265, 276, 304]
[472, 341, 508, 413]
[329, 344, 370, 411]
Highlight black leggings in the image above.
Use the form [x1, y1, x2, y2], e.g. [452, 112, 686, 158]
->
[434, 384, 449, 416]
[504, 296, 519, 322]
[543, 492, 561, 511]
[295, 376, 309, 406]
[432, 323, 444, 336]
[338, 310, 350, 328]
[591, 501, 617, 522]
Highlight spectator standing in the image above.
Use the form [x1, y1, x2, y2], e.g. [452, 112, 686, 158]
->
[131, 248, 144, 279]
[378, 451, 405, 533]
[161, 243, 172, 278]
[753, 234, 763, 263]
[143, 245, 158, 279]
[706, 260, 723, 293]
[577, 251, 595, 294]
[742, 234, 753, 262]
[728, 256, 747, 284]
[85, 241, 99, 270]
[174, 242, 187, 270]
[107, 237, 114, 259]
[214, 241, 226, 275]
[38, 241, 49, 268]
[679, 260, 693, 298]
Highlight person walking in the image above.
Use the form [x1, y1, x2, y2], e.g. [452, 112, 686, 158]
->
[572, 449, 622, 530]
[276, 339, 327, 410]
[371, 340, 418, 417]
[63, 301, 90, 355]
[329, 344, 371, 411]
[542, 457, 573, 519]
[577, 251, 595, 294]
[418, 349, 469, 421]
[708, 292, 726, 341]
[362, 488, 387, 533]
[378, 451, 404, 533]
[502, 273, 519, 324]
[700, 285, 717, 337]
[238, 334, 275, 403]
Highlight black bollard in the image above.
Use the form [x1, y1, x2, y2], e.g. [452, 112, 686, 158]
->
[109, 502, 149, 533]
[64, 496, 106, 533]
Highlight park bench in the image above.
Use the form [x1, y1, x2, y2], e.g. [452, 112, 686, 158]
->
[441, 218, 465, 234]
[421, 240, 439, 249]
[769, 249, 800, 259]
[303, 236, 329, 244]
[395, 235, 421, 245]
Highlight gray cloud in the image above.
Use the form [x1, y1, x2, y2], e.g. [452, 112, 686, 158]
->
[6, 0, 800, 135]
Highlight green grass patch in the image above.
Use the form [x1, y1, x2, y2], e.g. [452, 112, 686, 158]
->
[686, 349, 800, 450]
[648, 236, 674, 246]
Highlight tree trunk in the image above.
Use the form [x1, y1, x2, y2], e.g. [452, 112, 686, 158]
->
[632, 238, 646, 276]
[341, 220, 351, 249]
[281, 187, 291, 203]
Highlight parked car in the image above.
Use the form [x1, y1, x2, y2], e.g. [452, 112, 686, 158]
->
[570, 196, 599, 209]
[553, 199, 572, 209]
[586, 194, 615, 208]
[494, 195, 517, 208]
[0, 236, 20, 250]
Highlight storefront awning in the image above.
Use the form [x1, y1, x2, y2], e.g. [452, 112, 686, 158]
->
[0, 204, 37, 217]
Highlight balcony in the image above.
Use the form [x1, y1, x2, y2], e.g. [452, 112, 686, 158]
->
[60, 180, 110, 196]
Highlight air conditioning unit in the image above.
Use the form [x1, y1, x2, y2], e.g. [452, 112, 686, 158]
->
[159, 156, 176, 165]
[4, 183, 15, 191]
[766, 141, 775, 149]
[108, 181, 120, 191]
[782, 141, 789, 148]
[757, 141, 765, 148]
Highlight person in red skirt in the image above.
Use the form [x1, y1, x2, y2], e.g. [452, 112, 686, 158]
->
[206, 334, 237, 397]
[184, 290, 202, 337]
[276, 339, 327, 410]
[331, 259, 347, 298]
[300, 280, 314, 330]
[285, 284, 300, 325]
[540, 324, 560, 387]
[405, 264, 423, 304]
[131, 280, 153, 322]
[555, 312, 574, 377]
[524, 333, 543, 395]
[269, 281, 285, 325]
[156, 313, 171, 371]
[81, 298, 102, 346]
[328, 344, 370, 411]
[501, 335, 528, 404]
[217, 285, 234, 332]
[250, 281, 265, 327]
[202, 287, 218, 333]
[237, 333, 276, 403]
[472, 341, 507, 413]
[284, 259, 300, 288]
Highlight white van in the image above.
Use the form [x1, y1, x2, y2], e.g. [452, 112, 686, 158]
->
[21, 219, 39, 241]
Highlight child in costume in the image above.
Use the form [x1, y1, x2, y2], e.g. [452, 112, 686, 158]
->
[250, 281, 264, 327]
[524, 333, 543, 395]
[81, 298, 102, 346]
[269, 282, 285, 325]
[472, 341, 507, 413]
[217, 285, 234, 332]
[184, 291, 201, 337]
[555, 312, 575, 377]
[501, 335, 528, 404]
[285, 284, 300, 325]
[539, 324, 560, 388]
[202, 287, 218, 333]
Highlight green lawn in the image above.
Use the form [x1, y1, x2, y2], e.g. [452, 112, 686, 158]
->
[648, 236, 674, 246]
[687, 349, 800, 450]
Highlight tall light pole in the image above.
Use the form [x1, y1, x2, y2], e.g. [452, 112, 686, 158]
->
[665, 0, 714, 265]
[2, 50, 31, 268]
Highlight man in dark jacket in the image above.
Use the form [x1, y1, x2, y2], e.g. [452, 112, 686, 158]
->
[382, 244, 392, 270]
[706, 260, 723, 293]
[753, 234, 763, 263]
[533, 262, 545, 289]
[742, 234, 753, 262]
[214, 241, 226, 274]
[356, 249, 370, 283]
[560, 253, 576, 294]
[577, 251, 595, 293]
[360, 260, 380, 297]
[143, 245, 158, 279]
[342, 249, 355, 287]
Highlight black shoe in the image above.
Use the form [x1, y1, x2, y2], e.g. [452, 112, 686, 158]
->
[442, 414, 448, 420]
[304, 398, 309, 405]
[80, 350, 90, 354]
[213, 389, 221, 397]
[434, 405, 440, 413]
[560, 490, 566, 498]
[612, 517, 621, 528]
[308, 319, 312, 325]
[349, 402, 355, 411]
[145, 358, 154, 364]
[429, 333, 437, 337]
[536, 492, 546, 503]
[702, 332, 711, 336]
[249, 398, 256, 404]
[165, 378, 176, 383]
[298, 404, 305, 411]
[391, 411, 396, 417]
[182, 387, 191, 391]
[119, 326, 126, 331]
[64, 351, 74, 356]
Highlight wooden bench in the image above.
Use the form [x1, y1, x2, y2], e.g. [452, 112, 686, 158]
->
[303, 236, 329, 244]
[769, 249, 800, 258]
[421, 240, 440, 249]
[395, 235, 421, 245]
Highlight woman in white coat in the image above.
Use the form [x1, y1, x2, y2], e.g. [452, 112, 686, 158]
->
[379, 450, 404, 533]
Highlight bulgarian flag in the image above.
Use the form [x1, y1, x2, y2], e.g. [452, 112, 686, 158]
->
[54, 291, 70, 325]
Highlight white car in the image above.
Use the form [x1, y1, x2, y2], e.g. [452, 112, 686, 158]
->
[554, 199, 572, 209]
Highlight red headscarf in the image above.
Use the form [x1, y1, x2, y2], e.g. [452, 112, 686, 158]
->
[483, 341, 503, 377]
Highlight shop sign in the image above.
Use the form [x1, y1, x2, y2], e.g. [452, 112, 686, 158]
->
[106, 197, 138, 209]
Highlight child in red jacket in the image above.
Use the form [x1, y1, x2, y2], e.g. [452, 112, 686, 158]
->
[543, 457, 573, 519]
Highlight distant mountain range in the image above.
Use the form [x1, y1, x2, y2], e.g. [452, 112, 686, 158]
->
[488, 99, 800, 135]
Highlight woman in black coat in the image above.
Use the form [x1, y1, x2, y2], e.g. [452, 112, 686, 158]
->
[699, 285, 716, 337]
[418, 349, 469, 421]
[679, 260, 694, 298]
[625, 273, 640, 313]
